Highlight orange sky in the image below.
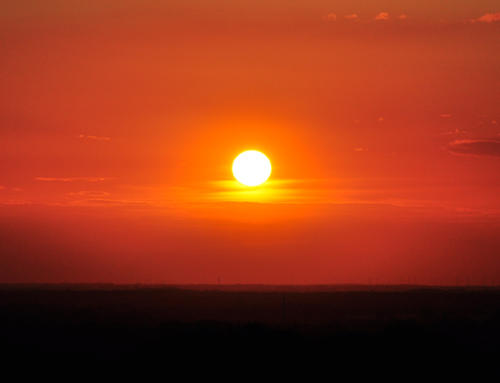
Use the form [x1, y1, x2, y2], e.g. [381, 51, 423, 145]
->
[1, 1, 499, 284]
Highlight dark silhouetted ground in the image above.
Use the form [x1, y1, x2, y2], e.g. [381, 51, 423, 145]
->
[1, 284, 500, 366]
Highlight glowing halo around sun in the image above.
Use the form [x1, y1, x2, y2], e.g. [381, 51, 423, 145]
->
[232, 150, 272, 187]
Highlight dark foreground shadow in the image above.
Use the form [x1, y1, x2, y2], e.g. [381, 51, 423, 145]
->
[1, 285, 500, 367]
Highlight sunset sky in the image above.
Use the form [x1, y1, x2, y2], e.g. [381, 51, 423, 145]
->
[1, 1, 499, 284]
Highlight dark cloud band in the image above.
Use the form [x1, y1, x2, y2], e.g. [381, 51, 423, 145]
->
[448, 140, 500, 157]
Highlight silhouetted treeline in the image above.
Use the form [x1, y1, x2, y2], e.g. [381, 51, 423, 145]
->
[1, 285, 500, 365]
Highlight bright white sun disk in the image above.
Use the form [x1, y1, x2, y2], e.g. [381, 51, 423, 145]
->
[232, 150, 272, 187]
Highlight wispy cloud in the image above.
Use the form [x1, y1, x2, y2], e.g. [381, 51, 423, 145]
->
[78, 134, 111, 142]
[0, 199, 31, 206]
[440, 128, 466, 136]
[326, 12, 407, 23]
[375, 12, 390, 21]
[324, 12, 337, 22]
[344, 14, 359, 21]
[448, 139, 500, 157]
[67, 191, 111, 198]
[0, 186, 23, 192]
[474, 12, 500, 23]
[35, 177, 109, 182]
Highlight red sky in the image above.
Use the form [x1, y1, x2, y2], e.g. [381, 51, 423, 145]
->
[1, 1, 499, 284]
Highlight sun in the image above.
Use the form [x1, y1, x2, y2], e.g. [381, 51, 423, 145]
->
[232, 150, 272, 187]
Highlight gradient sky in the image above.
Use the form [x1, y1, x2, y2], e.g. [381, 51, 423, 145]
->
[1, 1, 499, 284]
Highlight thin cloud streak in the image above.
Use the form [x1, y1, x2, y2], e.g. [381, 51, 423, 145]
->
[78, 134, 111, 142]
[344, 14, 359, 20]
[324, 13, 337, 22]
[375, 12, 390, 21]
[475, 12, 500, 23]
[448, 139, 500, 157]
[35, 177, 110, 182]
